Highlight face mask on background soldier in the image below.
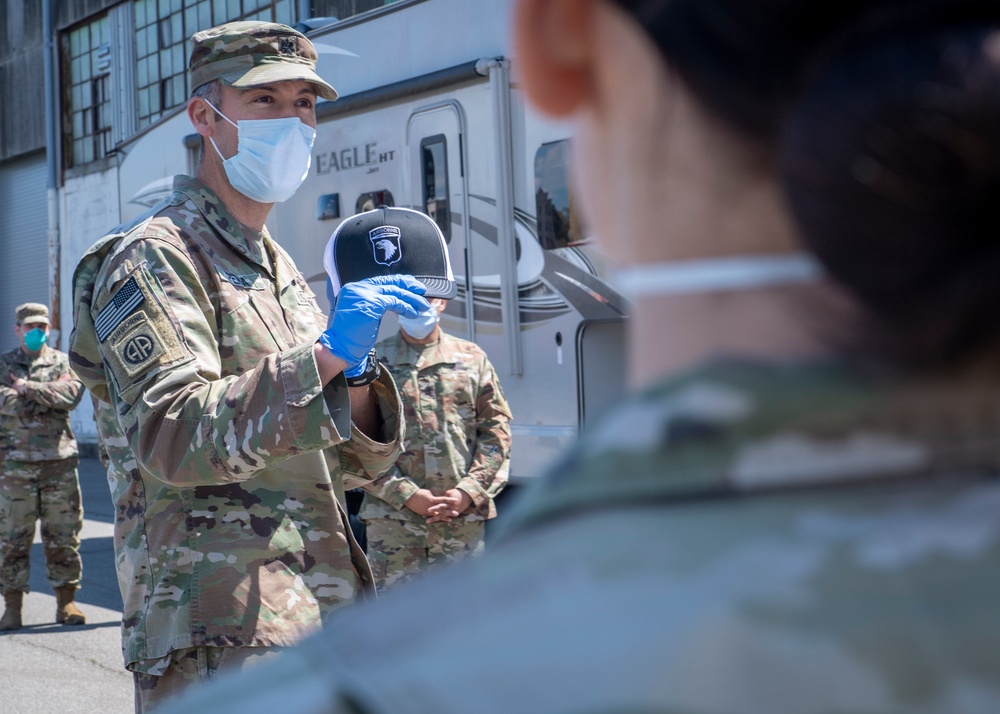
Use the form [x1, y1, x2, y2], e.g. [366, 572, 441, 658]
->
[23, 328, 47, 352]
[398, 303, 440, 339]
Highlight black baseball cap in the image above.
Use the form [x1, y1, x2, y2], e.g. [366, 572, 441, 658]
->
[324, 206, 457, 299]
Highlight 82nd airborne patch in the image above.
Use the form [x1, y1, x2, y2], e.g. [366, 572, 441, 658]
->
[97, 268, 189, 391]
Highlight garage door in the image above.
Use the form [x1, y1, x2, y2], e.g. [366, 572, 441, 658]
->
[0, 153, 49, 352]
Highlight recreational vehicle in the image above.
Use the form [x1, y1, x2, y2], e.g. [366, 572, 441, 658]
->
[116, 0, 629, 482]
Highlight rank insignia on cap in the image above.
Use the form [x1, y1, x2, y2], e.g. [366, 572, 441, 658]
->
[96, 276, 146, 343]
[370, 225, 402, 267]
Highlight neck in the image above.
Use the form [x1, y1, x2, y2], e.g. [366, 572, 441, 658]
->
[197, 158, 271, 232]
[627, 280, 858, 389]
[400, 325, 441, 346]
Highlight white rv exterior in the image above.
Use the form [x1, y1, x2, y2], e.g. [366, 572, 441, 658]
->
[114, 0, 629, 481]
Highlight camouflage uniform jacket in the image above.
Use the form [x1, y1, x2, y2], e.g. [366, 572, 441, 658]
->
[163, 357, 1000, 713]
[69, 175, 403, 672]
[0, 345, 82, 461]
[360, 330, 511, 522]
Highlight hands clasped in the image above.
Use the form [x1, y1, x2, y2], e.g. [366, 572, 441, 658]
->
[404, 488, 473, 524]
[318, 275, 428, 373]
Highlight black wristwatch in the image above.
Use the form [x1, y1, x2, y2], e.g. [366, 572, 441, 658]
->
[345, 349, 382, 388]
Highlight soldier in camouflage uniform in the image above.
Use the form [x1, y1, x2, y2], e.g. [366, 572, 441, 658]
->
[68, 21, 427, 712]
[0, 303, 86, 631]
[159, 1, 1000, 713]
[362, 296, 511, 590]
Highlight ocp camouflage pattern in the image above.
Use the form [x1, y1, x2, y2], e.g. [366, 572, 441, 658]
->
[359, 330, 511, 522]
[0, 458, 83, 594]
[156, 357, 1000, 714]
[69, 175, 404, 673]
[0, 345, 83, 461]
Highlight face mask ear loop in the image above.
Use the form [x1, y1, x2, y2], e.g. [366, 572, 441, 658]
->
[202, 98, 239, 162]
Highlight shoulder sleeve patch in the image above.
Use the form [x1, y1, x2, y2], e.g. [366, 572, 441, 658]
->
[97, 267, 189, 396]
[95, 276, 145, 342]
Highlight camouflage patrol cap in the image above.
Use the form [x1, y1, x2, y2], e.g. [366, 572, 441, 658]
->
[15, 303, 49, 325]
[189, 21, 338, 100]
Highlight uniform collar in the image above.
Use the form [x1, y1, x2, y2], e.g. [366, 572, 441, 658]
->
[171, 175, 274, 275]
[392, 331, 450, 370]
[13, 344, 54, 365]
[498, 356, 1000, 536]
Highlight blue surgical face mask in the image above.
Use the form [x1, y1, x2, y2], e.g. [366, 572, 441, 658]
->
[204, 100, 316, 204]
[23, 328, 47, 352]
[399, 304, 439, 340]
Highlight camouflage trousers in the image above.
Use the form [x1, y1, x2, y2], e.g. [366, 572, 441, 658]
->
[133, 646, 286, 713]
[364, 517, 485, 591]
[0, 457, 83, 595]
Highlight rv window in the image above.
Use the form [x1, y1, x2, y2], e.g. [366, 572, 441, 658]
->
[534, 140, 584, 250]
[356, 191, 395, 214]
[420, 135, 451, 241]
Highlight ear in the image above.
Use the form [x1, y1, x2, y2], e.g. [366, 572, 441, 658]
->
[187, 97, 215, 138]
[513, 0, 595, 117]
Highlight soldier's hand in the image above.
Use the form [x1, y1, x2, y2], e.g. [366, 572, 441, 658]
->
[403, 488, 452, 517]
[425, 489, 472, 523]
[19, 400, 44, 418]
[318, 276, 429, 368]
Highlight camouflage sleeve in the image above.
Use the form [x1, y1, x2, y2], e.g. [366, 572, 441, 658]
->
[0, 385, 40, 417]
[360, 463, 421, 510]
[74, 236, 353, 488]
[456, 353, 512, 507]
[338, 370, 405, 492]
[23, 363, 84, 412]
[0, 356, 43, 417]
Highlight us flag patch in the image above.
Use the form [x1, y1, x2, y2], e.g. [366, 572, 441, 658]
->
[96, 276, 146, 343]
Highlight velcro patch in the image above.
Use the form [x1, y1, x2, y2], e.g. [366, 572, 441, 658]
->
[98, 268, 189, 393]
[216, 265, 264, 290]
[96, 276, 145, 342]
[110, 313, 166, 378]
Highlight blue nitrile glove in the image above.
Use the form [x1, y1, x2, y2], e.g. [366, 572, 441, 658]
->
[318, 275, 428, 370]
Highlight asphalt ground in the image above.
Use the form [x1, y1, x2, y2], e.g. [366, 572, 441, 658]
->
[0, 457, 132, 714]
[0, 459, 524, 714]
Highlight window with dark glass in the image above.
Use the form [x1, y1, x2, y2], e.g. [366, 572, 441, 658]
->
[534, 140, 584, 250]
[356, 190, 395, 213]
[420, 135, 450, 241]
[134, 0, 296, 130]
[65, 16, 113, 167]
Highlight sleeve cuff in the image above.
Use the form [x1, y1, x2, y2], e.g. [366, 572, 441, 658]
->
[386, 479, 421, 510]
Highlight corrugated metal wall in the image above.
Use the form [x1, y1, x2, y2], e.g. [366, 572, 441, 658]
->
[0, 154, 50, 352]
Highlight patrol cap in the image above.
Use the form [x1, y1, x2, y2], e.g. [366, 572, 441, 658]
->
[15, 303, 49, 325]
[324, 206, 457, 299]
[189, 21, 338, 100]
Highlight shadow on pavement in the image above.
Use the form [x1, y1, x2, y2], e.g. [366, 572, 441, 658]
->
[0, 620, 120, 635]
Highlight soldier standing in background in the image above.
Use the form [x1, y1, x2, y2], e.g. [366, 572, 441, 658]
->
[325, 206, 512, 591]
[0, 303, 86, 631]
[362, 293, 512, 590]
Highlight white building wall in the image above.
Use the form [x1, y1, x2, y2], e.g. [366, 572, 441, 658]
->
[59, 168, 121, 445]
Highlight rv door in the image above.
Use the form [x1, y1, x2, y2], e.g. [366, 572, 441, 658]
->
[406, 101, 473, 341]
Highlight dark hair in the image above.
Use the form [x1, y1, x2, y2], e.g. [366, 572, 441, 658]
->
[613, 0, 1000, 362]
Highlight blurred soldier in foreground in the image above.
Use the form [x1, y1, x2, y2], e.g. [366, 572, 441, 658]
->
[0, 303, 85, 631]
[328, 207, 512, 590]
[69, 21, 426, 712]
[163, 0, 1000, 712]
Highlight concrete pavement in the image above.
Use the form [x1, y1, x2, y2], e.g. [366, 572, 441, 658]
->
[0, 457, 132, 714]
